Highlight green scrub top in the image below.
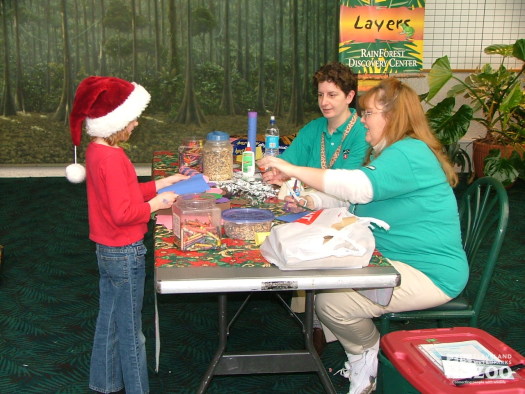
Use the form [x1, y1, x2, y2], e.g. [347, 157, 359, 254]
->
[357, 138, 468, 298]
[280, 109, 369, 170]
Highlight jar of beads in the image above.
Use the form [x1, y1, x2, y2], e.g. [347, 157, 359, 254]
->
[178, 137, 204, 172]
[172, 193, 222, 251]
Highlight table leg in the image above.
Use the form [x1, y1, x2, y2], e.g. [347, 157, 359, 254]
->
[197, 294, 228, 394]
[304, 290, 336, 394]
[197, 292, 336, 394]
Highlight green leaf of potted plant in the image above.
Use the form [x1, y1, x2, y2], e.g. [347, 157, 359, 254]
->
[425, 96, 474, 180]
[425, 38, 525, 183]
[484, 149, 520, 187]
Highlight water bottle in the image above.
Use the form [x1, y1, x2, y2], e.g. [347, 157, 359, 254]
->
[264, 116, 280, 157]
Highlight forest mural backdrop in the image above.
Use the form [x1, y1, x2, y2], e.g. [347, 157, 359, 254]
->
[0, 0, 351, 163]
[1, 2, 343, 127]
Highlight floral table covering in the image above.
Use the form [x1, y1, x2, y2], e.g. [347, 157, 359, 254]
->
[152, 151, 390, 269]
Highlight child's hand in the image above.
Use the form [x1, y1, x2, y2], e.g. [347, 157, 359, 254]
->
[149, 191, 178, 212]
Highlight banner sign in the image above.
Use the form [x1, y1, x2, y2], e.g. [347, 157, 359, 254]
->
[339, 0, 425, 74]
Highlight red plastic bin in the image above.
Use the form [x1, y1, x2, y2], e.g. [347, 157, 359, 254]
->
[380, 327, 525, 393]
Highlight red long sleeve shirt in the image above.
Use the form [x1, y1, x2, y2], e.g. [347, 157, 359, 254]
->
[86, 143, 156, 247]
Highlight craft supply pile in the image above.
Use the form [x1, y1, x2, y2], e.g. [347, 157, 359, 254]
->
[156, 112, 382, 272]
[161, 112, 285, 250]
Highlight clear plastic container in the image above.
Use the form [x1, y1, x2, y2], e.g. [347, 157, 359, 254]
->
[178, 137, 204, 172]
[172, 193, 222, 251]
[202, 131, 233, 181]
[222, 208, 274, 240]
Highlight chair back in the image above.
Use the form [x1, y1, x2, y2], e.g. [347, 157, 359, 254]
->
[458, 177, 509, 315]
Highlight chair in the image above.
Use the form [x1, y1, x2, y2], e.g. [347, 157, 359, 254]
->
[379, 177, 509, 335]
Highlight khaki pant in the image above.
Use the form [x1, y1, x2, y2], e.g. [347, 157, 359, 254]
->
[313, 260, 452, 354]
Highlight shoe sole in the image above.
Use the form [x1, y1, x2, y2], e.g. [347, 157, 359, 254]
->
[362, 380, 377, 394]
[352, 380, 376, 394]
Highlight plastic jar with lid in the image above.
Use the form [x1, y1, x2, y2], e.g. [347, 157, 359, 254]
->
[202, 131, 233, 181]
[172, 193, 222, 251]
[222, 208, 275, 240]
[178, 137, 204, 172]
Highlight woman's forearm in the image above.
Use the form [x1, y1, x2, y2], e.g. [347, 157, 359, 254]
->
[289, 166, 327, 192]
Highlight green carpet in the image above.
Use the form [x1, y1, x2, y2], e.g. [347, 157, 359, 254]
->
[0, 177, 523, 393]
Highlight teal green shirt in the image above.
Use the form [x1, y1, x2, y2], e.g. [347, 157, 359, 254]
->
[356, 138, 468, 298]
[280, 109, 369, 170]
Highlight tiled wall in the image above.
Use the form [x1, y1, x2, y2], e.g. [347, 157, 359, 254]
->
[423, 0, 525, 70]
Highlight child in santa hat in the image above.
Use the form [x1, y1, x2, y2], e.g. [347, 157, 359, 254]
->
[68, 76, 187, 394]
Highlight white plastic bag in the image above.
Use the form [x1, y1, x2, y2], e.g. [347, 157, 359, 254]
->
[260, 207, 389, 270]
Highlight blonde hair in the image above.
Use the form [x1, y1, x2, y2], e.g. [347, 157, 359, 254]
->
[359, 78, 458, 187]
[89, 123, 134, 146]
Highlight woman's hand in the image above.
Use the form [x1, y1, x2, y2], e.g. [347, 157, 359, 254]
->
[261, 167, 288, 185]
[155, 174, 189, 191]
[283, 195, 314, 213]
[149, 191, 178, 212]
[258, 157, 326, 193]
[257, 156, 296, 179]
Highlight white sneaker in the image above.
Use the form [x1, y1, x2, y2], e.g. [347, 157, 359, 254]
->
[334, 361, 352, 379]
[343, 339, 379, 394]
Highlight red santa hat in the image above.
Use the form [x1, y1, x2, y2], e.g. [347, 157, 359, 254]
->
[65, 76, 151, 183]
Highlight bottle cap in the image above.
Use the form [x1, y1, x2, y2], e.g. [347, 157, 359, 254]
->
[206, 131, 229, 141]
[245, 142, 252, 151]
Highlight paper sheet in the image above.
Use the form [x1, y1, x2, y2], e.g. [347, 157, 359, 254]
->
[158, 173, 210, 194]
[156, 214, 173, 230]
[418, 340, 514, 380]
[275, 211, 310, 222]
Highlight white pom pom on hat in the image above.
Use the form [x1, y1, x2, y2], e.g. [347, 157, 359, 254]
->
[66, 76, 151, 183]
[65, 162, 86, 184]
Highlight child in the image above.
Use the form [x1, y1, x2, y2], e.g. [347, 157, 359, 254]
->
[67, 76, 188, 393]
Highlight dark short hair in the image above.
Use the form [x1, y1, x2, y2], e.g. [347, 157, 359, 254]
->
[313, 62, 357, 96]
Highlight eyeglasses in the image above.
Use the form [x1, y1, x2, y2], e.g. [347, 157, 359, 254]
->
[361, 110, 384, 119]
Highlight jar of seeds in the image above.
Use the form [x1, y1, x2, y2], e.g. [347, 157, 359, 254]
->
[202, 131, 233, 181]
[222, 208, 274, 240]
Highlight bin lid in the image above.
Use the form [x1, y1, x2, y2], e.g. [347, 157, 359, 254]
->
[222, 208, 274, 223]
[176, 193, 216, 209]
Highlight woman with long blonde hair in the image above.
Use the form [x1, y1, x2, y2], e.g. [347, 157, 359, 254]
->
[361, 77, 458, 186]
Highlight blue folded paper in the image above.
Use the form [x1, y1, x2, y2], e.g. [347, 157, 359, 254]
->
[275, 211, 310, 222]
[158, 173, 210, 195]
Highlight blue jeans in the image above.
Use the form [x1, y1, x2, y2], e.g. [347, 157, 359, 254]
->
[89, 241, 149, 394]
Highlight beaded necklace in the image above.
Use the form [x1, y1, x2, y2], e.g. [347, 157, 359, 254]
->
[320, 112, 358, 169]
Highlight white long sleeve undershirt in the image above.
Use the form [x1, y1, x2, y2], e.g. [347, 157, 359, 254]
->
[303, 169, 373, 209]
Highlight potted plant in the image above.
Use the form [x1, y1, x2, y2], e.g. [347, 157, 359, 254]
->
[484, 149, 524, 186]
[424, 95, 474, 183]
[424, 38, 525, 186]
